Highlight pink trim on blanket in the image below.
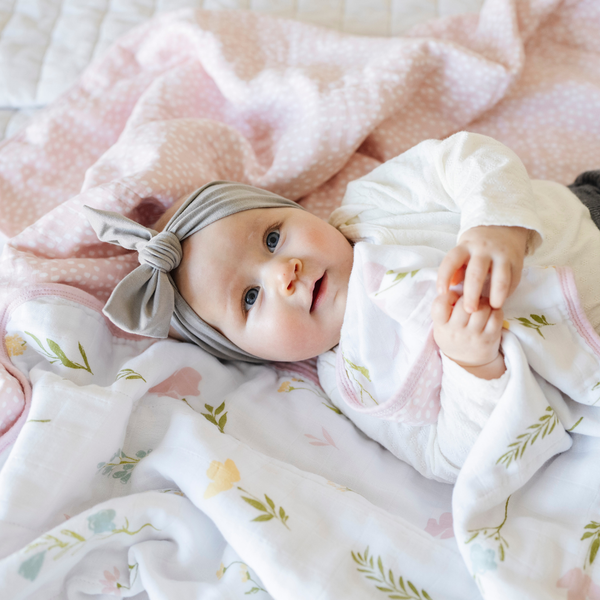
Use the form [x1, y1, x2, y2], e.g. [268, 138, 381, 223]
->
[556, 266, 600, 357]
[336, 330, 441, 424]
[270, 357, 321, 388]
[0, 284, 153, 453]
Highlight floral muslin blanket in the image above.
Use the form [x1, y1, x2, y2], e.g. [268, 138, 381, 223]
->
[2, 0, 600, 597]
[327, 243, 600, 482]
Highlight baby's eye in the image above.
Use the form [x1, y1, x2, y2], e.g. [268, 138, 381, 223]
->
[244, 287, 259, 311]
[266, 230, 280, 252]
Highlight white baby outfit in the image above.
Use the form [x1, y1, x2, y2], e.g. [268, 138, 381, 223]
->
[317, 132, 600, 483]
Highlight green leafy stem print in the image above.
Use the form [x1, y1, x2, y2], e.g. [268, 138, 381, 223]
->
[375, 269, 420, 296]
[567, 417, 584, 432]
[202, 402, 228, 433]
[217, 561, 267, 595]
[582, 521, 600, 568]
[465, 496, 511, 562]
[278, 378, 342, 414]
[97, 449, 152, 484]
[21, 509, 159, 581]
[25, 331, 93, 374]
[116, 368, 146, 382]
[343, 354, 378, 406]
[496, 406, 559, 468]
[510, 314, 554, 338]
[237, 487, 290, 530]
[351, 546, 433, 600]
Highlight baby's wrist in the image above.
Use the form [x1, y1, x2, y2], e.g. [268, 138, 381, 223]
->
[447, 353, 506, 380]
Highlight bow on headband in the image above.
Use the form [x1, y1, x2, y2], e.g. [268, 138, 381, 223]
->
[83, 181, 304, 362]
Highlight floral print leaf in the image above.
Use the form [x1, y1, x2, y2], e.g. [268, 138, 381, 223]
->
[242, 497, 268, 512]
[116, 368, 146, 382]
[582, 521, 600, 568]
[568, 417, 584, 431]
[465, 496, 510, 564]
[376, 269, 420, 295]
[252, 514, 274, 522]
[510, 314, 554, 338]
[78, 342, 92, 372]
[202, 413, 218, 425]
[201, 402, 228, 433]
[25, 332, 93, 374]
[352, 546, 432, 599]
[238, 487, 290, 530]
[23, 331, 47, 354]
[342, 351, 378, 406]
[47, 339, 79, 369]
[217, 561, 267, 594]
[19, 512, 158, 580]
[61, 529, 85, 542]
[96, 448, 152, 484]
[592, 539, 600, 565]
[18, 552, 45, 581]
[345, 358, 371, 381]
[497, 407, 559, 467]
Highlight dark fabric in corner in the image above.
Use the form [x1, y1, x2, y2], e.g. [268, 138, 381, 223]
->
[569, 170, 600, 230]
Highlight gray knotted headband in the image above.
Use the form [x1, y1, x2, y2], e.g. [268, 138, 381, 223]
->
[83, 181, 304, 362]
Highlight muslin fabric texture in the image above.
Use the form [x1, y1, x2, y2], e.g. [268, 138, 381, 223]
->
[84, 181, 303, 362]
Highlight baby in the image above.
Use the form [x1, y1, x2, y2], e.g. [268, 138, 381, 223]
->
[84, 131, 600, 483]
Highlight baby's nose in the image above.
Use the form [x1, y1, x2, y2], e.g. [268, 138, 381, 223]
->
[277, 258, 302, 295]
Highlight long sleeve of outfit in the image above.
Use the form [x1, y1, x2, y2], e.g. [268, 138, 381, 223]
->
[319, 131, 600, 483]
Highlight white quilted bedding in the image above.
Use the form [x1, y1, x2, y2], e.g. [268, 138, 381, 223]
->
[0, 0, 483, 141]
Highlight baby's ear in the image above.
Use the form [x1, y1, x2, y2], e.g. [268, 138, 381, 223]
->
[153, 193, 188, 231]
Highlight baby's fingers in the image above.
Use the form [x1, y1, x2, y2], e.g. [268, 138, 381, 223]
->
[437, 247, 469, 294]
[489, 261, 512, 309]
[463, 255, 492, 314]
[484, 307, 505, 336]
[432, 291, 460, 325]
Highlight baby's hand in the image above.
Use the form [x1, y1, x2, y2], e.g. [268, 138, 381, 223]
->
[432, 291, 506, 380]
[437, 225, 529, 314]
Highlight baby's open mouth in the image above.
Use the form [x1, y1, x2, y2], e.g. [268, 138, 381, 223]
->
[310, 273, 326, 312]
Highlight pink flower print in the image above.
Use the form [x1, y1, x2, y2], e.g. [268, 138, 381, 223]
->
[100, 567, 121, 596]
[557, 568, 600, 600]
[425, 512, 454, 539]
[363, 262, 387, 295]
[305, 427, 338, 448]
[148, 367, 202, 399]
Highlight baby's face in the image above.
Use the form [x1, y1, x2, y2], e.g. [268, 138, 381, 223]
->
[175, 207, 354, 362]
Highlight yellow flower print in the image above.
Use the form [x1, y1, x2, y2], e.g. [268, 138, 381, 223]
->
[5, 334, 26, 357]
[502, 320, 510, 330]
[216, 563, 225, 579]
[204, 459, 241, 499]
[278, 381, 291, 392]
[240, 564, 249, 582]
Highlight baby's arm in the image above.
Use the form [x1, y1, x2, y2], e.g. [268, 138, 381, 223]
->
[432, 290, 505, 380]
[437, 225, 529, 314]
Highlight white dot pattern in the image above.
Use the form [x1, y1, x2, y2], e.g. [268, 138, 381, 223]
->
[394, 358, 442, 426]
